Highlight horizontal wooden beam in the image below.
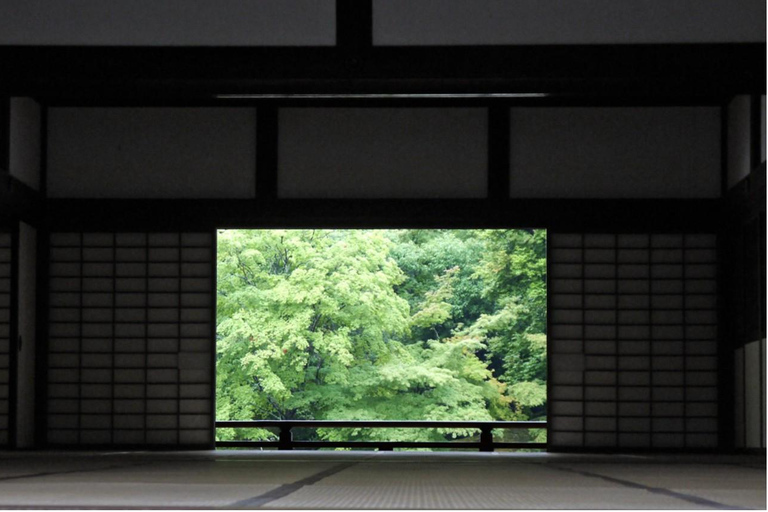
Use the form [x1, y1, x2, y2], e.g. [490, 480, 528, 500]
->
[216, 420, 547, 451]
[0, 44, 763, 100]
[43, 198, 723, 233]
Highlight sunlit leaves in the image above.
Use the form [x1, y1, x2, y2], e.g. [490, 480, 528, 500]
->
[215, 229, 547, 445]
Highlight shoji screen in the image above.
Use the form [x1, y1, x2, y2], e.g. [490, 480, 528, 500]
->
[47, 232, 214, 447]
[549, 233, 719, 449]
[0, 232, 10, 446]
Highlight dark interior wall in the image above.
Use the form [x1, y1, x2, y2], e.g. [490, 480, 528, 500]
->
[36, 105, 731, 450]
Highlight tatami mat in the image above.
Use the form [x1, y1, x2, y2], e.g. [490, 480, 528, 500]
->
[0, 451, 761, 509]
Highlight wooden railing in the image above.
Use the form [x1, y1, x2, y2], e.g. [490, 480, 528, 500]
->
[216, 420, 547, 452]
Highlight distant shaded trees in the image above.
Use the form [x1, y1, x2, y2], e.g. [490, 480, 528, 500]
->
[216, 229, 546, 444]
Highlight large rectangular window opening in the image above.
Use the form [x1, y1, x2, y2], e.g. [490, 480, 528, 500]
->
[215, 229, 547, 449]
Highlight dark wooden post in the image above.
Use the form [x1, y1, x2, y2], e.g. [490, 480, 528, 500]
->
[479, 427, 494, 452]
[278, 426, 293, 450]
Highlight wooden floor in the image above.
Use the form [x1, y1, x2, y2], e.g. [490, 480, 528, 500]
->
[0, 451, 763, 509]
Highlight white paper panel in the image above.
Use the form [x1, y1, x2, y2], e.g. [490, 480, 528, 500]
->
[509, 108, 721, 198]
[48, 108, 256, 198]
[374, 0, 765, 45]
[0, 0, 335, 46]
[278, 108, 488, 198]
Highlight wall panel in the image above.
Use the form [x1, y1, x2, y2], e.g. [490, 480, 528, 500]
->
[278, 108, 488, 198]
[0, 0, 335, 46]
[509, 107, 721, 199]
[374, 0, 765, 46]
[47, 232, 214, 447]
[549, 233, 719, 449]
[48, 108, 256, 199]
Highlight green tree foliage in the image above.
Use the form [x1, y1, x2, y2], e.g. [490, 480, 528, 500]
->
[470, 230, 548, 426]
[216, 229, 546, 445]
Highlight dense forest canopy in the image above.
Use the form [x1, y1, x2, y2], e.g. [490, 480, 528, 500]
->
[216, 229, 547, 445]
